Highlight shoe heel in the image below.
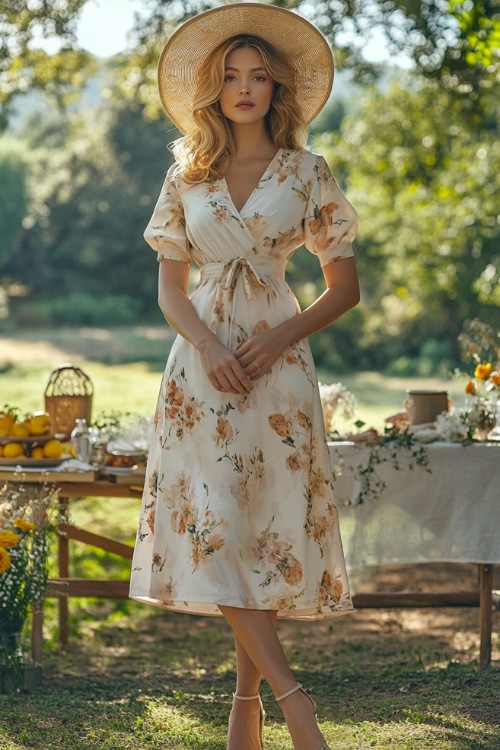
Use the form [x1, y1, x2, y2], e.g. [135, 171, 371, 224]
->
[276, 684, 330, 750]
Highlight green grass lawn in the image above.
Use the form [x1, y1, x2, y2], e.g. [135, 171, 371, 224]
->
[1, 605, 498, 749]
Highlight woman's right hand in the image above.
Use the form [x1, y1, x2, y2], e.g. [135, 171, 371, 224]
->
[198, 337, 253, 395]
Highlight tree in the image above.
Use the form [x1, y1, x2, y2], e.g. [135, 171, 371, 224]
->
[7, 99, 174, 326]
[0, 0, 94, 129]
[323, 73, 499, 370]
[1, 1, 498, 127]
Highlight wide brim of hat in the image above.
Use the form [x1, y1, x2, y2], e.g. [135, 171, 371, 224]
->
[158, 2, 334, 134]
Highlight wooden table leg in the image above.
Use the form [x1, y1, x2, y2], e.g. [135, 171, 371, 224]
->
[57, 496, 69, 647]
[479, 563, 493, 670]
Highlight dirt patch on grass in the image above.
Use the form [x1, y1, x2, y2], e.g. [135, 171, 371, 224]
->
[0, 337, 70, 365]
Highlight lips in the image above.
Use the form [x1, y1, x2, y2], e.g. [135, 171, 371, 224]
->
[236, 101, 255, 109]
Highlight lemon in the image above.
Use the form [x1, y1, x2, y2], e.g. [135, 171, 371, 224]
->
[26, 411, 51, 436]
[61, 441, 77, 458]
[43, 439, 64, 458]
[0, 414, 15, 436]
[31, 447, 45, 459]
[11, 422, 30, 438]
[3, 442, 25, 459]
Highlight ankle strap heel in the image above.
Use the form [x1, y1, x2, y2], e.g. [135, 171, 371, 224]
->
[231, 692, 265, 749]
[276, 682, 317, 715]
[275, 684, 331, 750]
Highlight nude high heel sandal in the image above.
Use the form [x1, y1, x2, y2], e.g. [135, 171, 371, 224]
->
[276, 683, 331, 750]
[231, 692, 266, 749]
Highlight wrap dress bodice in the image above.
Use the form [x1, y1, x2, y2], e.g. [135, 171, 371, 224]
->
[130, 147, 359, 620]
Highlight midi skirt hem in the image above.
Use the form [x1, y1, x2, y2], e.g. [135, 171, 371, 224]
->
[129, 593, 354, 621]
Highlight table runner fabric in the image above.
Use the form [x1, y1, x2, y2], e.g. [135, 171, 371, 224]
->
[330, 442, 500, 569]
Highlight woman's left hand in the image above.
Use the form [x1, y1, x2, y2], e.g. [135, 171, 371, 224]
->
[234, 326, 288, 381]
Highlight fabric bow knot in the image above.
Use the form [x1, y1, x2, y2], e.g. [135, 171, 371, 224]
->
[219, 256, 269, 301]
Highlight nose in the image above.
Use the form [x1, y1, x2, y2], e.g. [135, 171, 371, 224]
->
[239, 83, 250, 95]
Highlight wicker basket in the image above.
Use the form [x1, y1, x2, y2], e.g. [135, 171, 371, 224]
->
[44, 365, 93, 439]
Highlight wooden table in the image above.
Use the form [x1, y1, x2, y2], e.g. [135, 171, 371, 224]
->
[2, 444, 497, 669]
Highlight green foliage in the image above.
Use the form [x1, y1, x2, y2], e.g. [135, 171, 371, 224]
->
[0, 0, 94, 127]
[0, 137, 28, 273]
[321, 74, 500, 369]
[4, 100, 172, 325]
[1, 1, 499, 127]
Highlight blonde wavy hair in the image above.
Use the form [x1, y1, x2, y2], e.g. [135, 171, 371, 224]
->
[171, 34, 307, 183]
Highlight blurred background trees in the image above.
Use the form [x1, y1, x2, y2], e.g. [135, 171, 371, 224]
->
[0, 0, 498, 374]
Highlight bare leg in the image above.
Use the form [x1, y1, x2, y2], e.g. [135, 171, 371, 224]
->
[235, 610, 278, 694]
[221, 606, 326, 750]
[226, 612, 278, 750]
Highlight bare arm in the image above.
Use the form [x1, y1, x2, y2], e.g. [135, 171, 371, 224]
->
[235, 256, 360, 378]
[158, 259, 253, 395]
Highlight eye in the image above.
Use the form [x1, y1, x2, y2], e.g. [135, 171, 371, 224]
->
[224, 74, 236, 82]
[254, 76, 267, 82]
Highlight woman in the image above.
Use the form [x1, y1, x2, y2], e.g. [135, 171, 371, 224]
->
[130, 4, 360, 749]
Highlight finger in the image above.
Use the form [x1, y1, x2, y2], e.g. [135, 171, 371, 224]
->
[234, 339, 252, 357]
[249, 360, 261, 376]
[213, 364, 251, 395]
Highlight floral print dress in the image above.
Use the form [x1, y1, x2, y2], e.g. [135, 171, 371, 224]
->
[130, 148, 358, 620]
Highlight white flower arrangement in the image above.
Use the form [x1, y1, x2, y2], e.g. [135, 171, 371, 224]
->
[435, 409, 471, 442]
[318, 382, 357, 434]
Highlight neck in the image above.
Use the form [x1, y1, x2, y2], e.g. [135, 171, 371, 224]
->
[229, 121, 276, 159]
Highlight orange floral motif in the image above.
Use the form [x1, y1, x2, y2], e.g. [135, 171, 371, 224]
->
[268, 407, 313, 450]
[252, 319, 271, 334]
[282, 343, 314, 383]
[317, 570, 344, 612]
[152, 552, 166, 572]
[254, 518, 303, 588]
[213, 417, 235, 449]
[146, 505, 156, 534]
[263, 227, 299, 254]
[159, 577, 178, 605]
[165, 472, 227, 570]
[268, 413, 293, 439]
[226, 448, 266, 507]
[164, 373, 205, 443]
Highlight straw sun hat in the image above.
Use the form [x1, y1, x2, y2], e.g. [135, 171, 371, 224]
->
[158, 2, 334, 134]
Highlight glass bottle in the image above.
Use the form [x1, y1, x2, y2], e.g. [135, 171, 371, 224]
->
[70, 419, 92, 463]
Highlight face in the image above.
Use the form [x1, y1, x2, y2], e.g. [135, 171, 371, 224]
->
[219, 45, 275, 125]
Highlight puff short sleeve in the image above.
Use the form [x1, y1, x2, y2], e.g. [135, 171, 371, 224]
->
[304, 155, 359, 267]
[144, 164, 191, 265]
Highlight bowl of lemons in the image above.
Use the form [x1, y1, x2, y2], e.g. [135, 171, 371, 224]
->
[0, 408, 75, 466]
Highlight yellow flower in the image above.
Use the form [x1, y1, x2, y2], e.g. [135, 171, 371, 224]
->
[0, 530, 21, 548]
[13, 518, 35, 532]
[0, 546, 11, 573]
[474, 362, 492, 380]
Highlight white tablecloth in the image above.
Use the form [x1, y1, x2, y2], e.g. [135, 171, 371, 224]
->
[329, 442, 500, 570]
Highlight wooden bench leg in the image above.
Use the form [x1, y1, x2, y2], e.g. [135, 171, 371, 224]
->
[479, 563, 493, 670]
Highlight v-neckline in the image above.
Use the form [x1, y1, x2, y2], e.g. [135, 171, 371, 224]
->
[222, 148, 283, 216]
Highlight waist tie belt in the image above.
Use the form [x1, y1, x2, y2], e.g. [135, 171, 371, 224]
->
[200, 255, 286, 339]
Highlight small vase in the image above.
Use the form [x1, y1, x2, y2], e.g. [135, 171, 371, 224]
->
[476, 407, 497, 442]
[0, 626, 25, 693]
